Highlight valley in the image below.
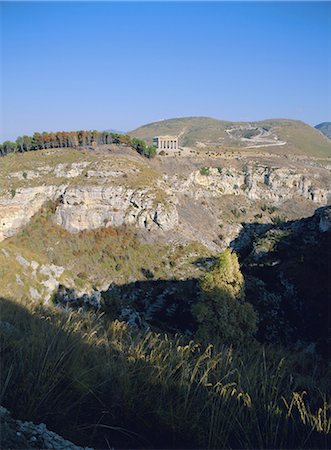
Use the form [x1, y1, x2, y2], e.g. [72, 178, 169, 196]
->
[0, 118, 330, 449]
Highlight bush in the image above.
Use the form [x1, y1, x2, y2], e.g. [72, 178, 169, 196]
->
[271, 215, 287, 225]
[192, 249, 257, 345]
[200, 166, 210, 176]
[130, 137, 157, 159]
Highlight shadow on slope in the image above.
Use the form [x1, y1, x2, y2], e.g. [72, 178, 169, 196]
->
[1, 293, 331, 450]
[230, 206, 331, 353]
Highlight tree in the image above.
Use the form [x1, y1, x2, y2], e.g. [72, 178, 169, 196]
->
[2, 141, 17, 155]
[1, 130, 154, 159]
[146, 145, 157, 158]
[23, 135, 32, 152]
[32, 132, 42, 150]
[16, 136, 24, 152]
[192, 249, 257, 345]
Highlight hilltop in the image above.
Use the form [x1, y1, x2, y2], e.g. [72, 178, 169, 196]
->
[129, 117, 331, 158]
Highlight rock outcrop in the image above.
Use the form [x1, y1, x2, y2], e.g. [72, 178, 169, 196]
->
[0, 185, 66, 241]
[174, 166, 330, 204]
[0, 155, 330, 244]
[0, 406, 93, 450]
[54, 186, 178, 232]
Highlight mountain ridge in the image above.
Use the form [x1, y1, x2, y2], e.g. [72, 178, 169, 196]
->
[315, 122, 331, 139]
[129, 116, 331, 157]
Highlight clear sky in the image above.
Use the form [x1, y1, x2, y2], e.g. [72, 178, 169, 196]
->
[1, 1, 330, 141]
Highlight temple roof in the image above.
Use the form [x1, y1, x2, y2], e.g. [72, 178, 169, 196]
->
[153, 135, 178, 140]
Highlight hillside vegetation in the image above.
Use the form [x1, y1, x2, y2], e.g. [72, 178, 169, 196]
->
[1, 295, 330, 449]
[129, 117, 331, 157]
[0, 130, 156, 159]
[0, 131, 330, 449]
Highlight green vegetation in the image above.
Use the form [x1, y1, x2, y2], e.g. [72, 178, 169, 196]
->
[271, 215, 287, 225]
[200, 166, 210, 176]
[0, 130, 156, 159]
[130, 137, 157, 158]
[243, 128, 260, 139]
[193, 250, 257, 345]
[0, 203, 210, 300]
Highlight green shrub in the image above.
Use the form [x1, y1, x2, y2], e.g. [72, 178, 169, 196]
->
[271, 215, 287, 225]
[192, 249, 257, 345]
[200, 166, 210, 176]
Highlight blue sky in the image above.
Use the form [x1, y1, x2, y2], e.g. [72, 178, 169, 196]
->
[1, 1, 330, 141]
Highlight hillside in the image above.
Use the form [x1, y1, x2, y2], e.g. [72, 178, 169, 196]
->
[315, 122, 331, 139]
[1, 142, 331, 449]
[1, 141, 330, 303]
[129, 117, 331, 157]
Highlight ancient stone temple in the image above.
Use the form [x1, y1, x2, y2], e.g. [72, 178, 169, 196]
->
[153, 135, 179, 152]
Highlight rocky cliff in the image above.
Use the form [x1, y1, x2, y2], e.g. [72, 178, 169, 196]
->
[54, 185, 178, 232]
[171, 165, 329, 204]
[1, 149, 330, 246]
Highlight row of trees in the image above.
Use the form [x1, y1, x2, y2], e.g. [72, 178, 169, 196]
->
[0, 130, 157, 159]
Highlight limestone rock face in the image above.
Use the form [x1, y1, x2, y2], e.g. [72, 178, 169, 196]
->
[177, 166, 330, 204]
[0, 157, 329, 245]
[53, 162, 90, 178]
[54, 186, 178, 233]
[0, 185, 66, 241]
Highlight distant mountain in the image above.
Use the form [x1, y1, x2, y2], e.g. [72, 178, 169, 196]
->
[129, 116, 331, 157]
[315, 122, 331, 139]
[104, 128, 125, 134]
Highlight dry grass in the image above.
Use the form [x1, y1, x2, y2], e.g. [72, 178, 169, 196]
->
[1, 296, 330, 449]
[1, 203, 211, 300]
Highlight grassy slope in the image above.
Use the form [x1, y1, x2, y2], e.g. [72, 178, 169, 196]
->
[0, 146, 161, 192]
[0, 203, 211, 301]
[1, 296, 330, 449]
[129, 117, 331, 157]
[1, 148, 331, 448]
[0, 146, 212, 301]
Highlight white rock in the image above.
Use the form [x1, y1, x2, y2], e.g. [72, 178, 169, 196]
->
[0, 185, 67, 242]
